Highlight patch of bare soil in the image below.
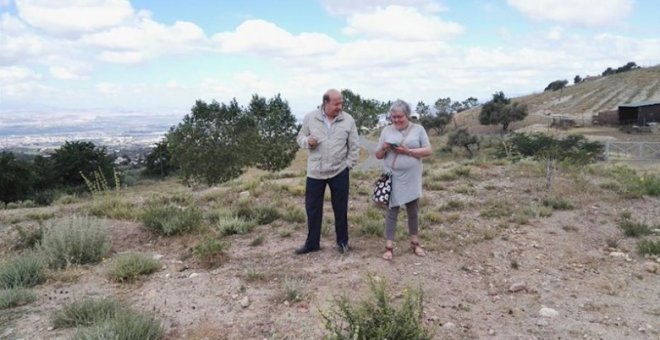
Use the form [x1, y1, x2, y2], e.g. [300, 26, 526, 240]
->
[2, 162, 659, 340]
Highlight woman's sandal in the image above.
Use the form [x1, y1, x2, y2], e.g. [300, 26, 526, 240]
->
[410, 241, 426, 257]
[382, 246, 394, 261]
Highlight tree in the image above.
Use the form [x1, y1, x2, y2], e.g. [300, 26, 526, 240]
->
[479, 91, 528, 133]
[341, 89, 388, 134]
[544, 79, 568, 92]
[168, 99, 254, 185]
[574, 75, 582, 84]
[447, 129, 479, 157]
[143, 139, 174, 178]
[433, 97, 452, 115]
[420, 113, 451, 135]
[415, 101, 430, 118]
[167, 95, 300, 186]
[460, 97, 479, 111]
[245, 94, 300, 171]
[51, 141, 115, 187]
[0, 152, 35, 203]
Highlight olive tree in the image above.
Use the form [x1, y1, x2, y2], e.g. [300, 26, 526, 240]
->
[479, 91, 528, 133]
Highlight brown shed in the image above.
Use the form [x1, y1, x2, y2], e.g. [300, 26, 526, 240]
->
[618, 101, 660, 125]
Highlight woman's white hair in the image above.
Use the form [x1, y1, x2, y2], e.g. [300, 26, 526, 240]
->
[389, 99, 411, 118]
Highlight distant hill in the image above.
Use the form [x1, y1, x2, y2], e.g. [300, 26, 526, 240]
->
[455, 64, 660, 134]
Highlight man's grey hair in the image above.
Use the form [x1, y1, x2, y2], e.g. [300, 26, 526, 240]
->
[389, 99, 412, 118]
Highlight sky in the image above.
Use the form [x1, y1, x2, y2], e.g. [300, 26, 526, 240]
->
[1, 0, 660, 124]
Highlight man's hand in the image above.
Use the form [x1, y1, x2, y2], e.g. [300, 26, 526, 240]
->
[308, 136, 319, 149]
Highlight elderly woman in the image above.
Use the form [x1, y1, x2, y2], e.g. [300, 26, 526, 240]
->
[374, 99, 432, 260]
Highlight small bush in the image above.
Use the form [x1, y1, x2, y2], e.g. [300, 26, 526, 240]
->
[637, 239, 660, 255]
[71, 310, 163, 340]
[281, 206, 306, 223]
[39, 216, 111, 269]
[439, 199, 464, 211]
[542, 196, 575, 210]
[141, 204, 203, 236]
[236, 204, 281, 225]
[0, 253, 46, 289]
[51, 298, 123, 328]
[107, 253, 160, 283]
[0, 288, 37, 309]
[480, 200, 512, 219]
[87, 196, 140, 220]
[193, 238, 227, 268]
[606, 166, 660, 198]
[322, 277, 431, 340]
[618, 217, 651, 238]
[280, 277, 307, 303]
[244, 267, 265, 282]
[13, 225, 44, 250]
[217, 216, 257, 236]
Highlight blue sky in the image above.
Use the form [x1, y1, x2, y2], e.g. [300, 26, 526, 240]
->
[1, 0, 659, 124]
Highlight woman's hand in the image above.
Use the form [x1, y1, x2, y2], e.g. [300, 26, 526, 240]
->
[394, 146, 414, 157]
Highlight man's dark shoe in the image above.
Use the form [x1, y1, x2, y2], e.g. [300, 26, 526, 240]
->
[295, 246, 320, 255]
[337, 244, 350, 254]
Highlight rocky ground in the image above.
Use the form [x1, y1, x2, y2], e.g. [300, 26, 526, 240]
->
[1, 136, 659, 340]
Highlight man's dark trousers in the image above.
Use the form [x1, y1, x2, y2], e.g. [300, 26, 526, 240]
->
[304, 167, 349, 249]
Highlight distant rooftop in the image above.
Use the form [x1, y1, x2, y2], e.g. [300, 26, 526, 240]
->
[619, 100, 660, 108]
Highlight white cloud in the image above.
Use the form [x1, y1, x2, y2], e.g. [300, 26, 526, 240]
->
[81, 20, 206, 52]
[213, 19, 338, 57]
[343, 5, 463, 41]
[0, 65, 47, 96]
[0, 13, 51, 65]
[49, 62, 90, 79]
[507, 0, 633, 27]
[14, 0, 135, 37]
[96, 82, 122, 95]
[0, 0, 11, 6]
[320, 0, 445, 16]
[546, 26, 563, 41]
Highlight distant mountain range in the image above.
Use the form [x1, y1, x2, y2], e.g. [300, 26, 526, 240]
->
[456, 64, 660, 133]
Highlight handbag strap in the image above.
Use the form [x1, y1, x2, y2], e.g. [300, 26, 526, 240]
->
[390, 123, 414, 170]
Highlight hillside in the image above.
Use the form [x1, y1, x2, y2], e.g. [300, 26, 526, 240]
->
[1, 139, 659, 339]
[455, 65, 660, 135]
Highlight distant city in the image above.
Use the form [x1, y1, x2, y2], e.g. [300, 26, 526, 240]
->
[0, 111, 183, 153]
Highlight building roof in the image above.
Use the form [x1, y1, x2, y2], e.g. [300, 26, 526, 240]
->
[619, 101, 660, 108]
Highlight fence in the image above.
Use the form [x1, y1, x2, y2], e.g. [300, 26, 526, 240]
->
[603, 141, 660, 161]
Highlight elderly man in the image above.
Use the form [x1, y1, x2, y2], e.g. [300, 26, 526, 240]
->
[295, 89, 359, 254]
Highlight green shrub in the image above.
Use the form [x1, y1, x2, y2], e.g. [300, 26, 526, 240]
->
[281, 205, 306, 223]
[604, 166, 660, 198]
[193, 238, 227, 268]
[439, 199, 464, 211]
[39, 216, 111, 269]
[71, 310, 163, 340]
[542, 196, 575, 210]
[51, 298, 123, 328]
[322, 277, 431, 340]
[87, 196, 139, 220]
[618, 217, 651, 238]
[498, 133, 603, 164]
[637, 239, 660, 255]
[280, 276, 307, 303]
[13, 224, 44, 250]
[0, 253, 46, 288]
[141, 204, 203, 236]
[354, 206, 384, 237]
[0, 288, 37, 309]
[217, 216, 256, 236]
[480, 200, 512, 219]
[107, 253, 160, 283]
[236, 204, 281, 225]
